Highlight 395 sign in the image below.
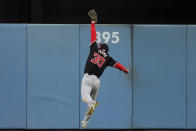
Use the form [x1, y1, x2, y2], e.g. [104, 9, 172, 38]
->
[96, 31, 120, 44]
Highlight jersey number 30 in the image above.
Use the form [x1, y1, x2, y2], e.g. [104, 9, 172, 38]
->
[91, 53, 105, 68]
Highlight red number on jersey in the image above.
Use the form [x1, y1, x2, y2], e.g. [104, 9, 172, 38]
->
[90, 52, 99, 64]
[97, 57, 105, 67]
[91, 52, 105, 68]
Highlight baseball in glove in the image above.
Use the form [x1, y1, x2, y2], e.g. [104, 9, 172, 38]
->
[88, 9, 98, 22]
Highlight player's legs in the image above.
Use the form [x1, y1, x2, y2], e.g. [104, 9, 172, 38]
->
[87, 75, 100, 115]
[81, 85, 94, 105]
[81, 74, 96, 106]
[81, 74, 94, 128]
[81, 105, 91, 128]
[81, 75, 100, 128]
[91, 78, 100, 100]
[82, 79, 100, 126]
[82, 90, 99, 128]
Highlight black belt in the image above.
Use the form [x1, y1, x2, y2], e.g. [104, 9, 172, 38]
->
[87, 72, 94, 75]
[87, 72, 98, 77]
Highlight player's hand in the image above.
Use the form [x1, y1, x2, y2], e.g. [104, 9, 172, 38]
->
[124, 69, 129, 74]
[88, 9, 98, 23]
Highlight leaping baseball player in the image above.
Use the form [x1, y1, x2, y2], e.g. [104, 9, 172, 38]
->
[81, 9, 130, 128]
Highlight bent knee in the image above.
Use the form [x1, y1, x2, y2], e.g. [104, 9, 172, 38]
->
[82, 97, 88, 103]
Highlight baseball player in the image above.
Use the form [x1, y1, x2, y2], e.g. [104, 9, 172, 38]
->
[81, 9, 129, 128]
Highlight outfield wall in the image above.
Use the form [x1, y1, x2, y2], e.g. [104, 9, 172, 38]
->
[0, 24, 195, 129]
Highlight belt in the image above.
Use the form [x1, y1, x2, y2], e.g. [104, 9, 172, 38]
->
[85, 73, 99, 78]
[87, 73, 94, 75]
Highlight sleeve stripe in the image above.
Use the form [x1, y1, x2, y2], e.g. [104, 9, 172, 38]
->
[113, 62, 119, 67]
[89, 40, 96, 47]
[91, 40, 96, 44]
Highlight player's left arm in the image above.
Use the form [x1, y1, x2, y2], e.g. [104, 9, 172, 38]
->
[91, 21, 96, 44]
[88, 9, 98, 46]
[88, 9, 102, 49]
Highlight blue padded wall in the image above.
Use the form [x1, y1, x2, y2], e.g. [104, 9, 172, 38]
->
[0, 24, 26, 128]
[1, 24, 196, 129]
[187, 25, 196, 128]
[133, 25, 186, 128]
[79, 24, 132, 129]
[27, 24, 79, 129]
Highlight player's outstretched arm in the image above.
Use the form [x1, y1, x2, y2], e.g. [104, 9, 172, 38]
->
[114, 62, 129, 74]
[88, 9, 98, 44]
[91, 21, 96, 43]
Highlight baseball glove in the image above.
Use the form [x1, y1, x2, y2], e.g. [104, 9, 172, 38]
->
[88, 9, 97, 22]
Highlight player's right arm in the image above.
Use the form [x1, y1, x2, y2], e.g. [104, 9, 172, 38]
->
[114, 62, 129, 74]
[108, 57, 129, 74]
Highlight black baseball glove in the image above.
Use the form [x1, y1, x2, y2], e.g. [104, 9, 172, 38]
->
[88, 9, 98, 22]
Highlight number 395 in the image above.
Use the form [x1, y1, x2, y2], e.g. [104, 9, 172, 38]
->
[96, 31, 120, 44]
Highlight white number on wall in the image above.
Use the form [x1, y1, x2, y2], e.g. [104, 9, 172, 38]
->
[111, 32, 119, 44]
[96, 31, 120, 44]
[96, 32, 102, 44]
[102, 32, 110, 43]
